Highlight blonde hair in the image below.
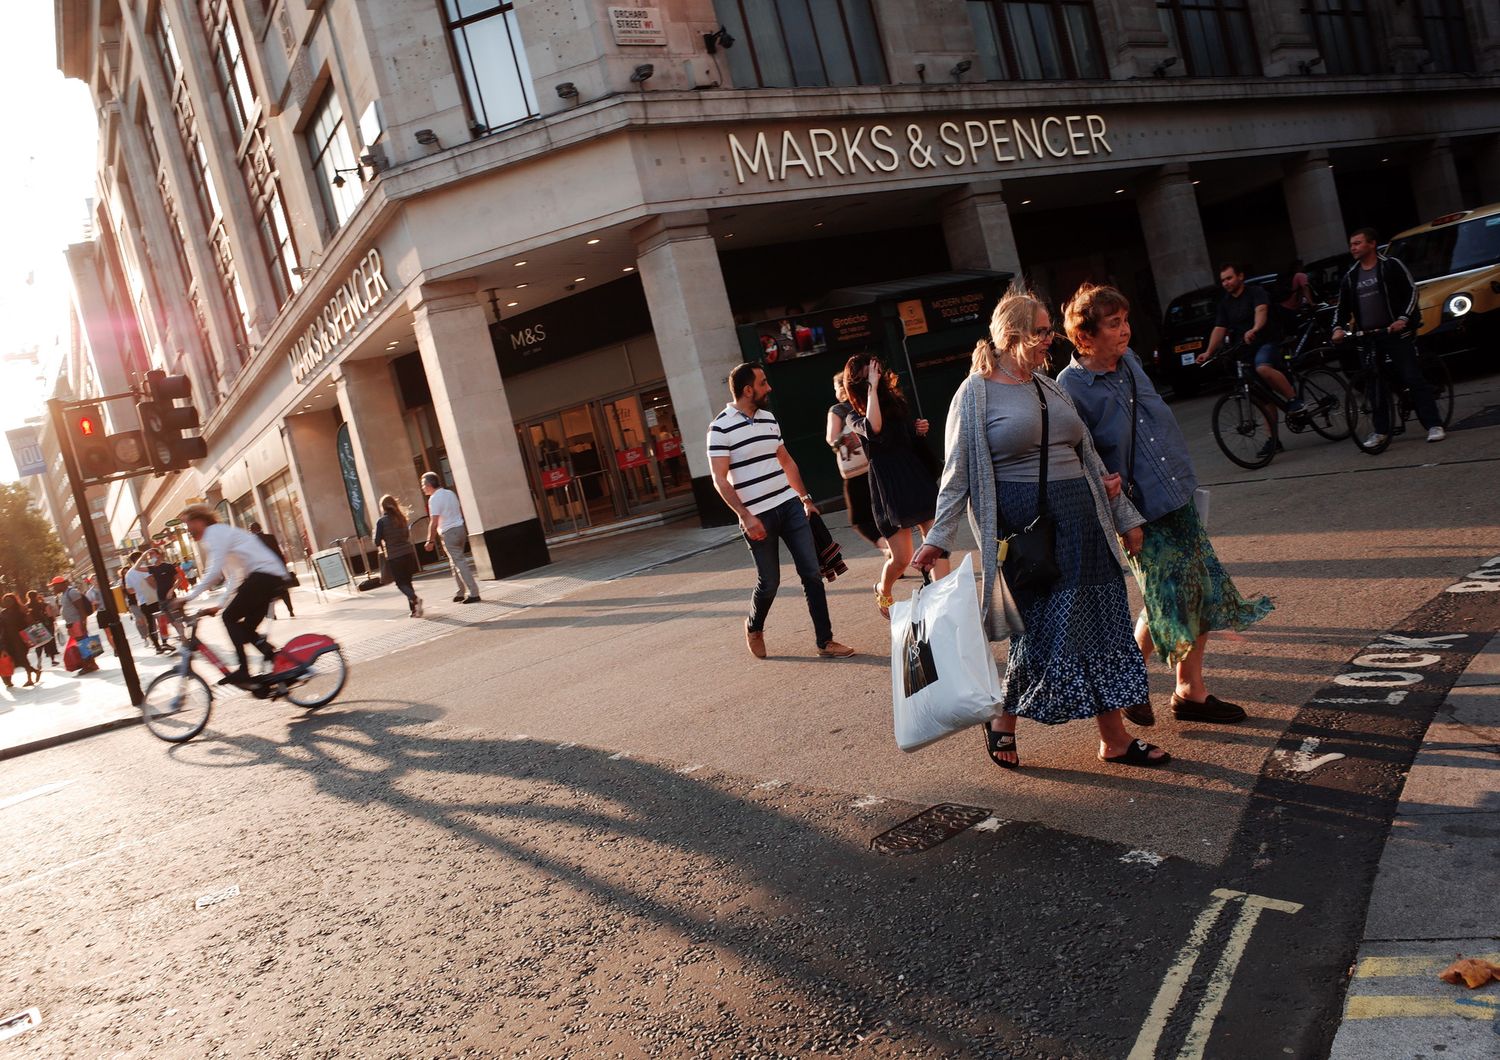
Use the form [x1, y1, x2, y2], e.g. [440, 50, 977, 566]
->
[972, 287, 1047, 376]
[1062, 282, 1132, 351]
[379, 494, 409, 529]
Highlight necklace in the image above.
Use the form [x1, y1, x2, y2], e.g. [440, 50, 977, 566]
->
[994, 360, 1033, 384]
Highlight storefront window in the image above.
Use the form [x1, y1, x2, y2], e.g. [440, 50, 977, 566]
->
[967, 1, 1107, 80]
[306, 87, 364, 233]
[1302, 0, 1375, 76]
[1415, 0, 1474, 73]
[713, 0, 888, 88]
[1156, 0, 1259, 76]
[443, 1, 538, 133]
[229, 491, 257, 528]
[261, 469, 310, 564]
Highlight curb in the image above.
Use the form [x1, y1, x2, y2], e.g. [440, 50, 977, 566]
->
[0, 714, 141, 764]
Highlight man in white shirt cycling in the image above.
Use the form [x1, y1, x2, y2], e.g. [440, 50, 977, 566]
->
[177, 503, 290, 686]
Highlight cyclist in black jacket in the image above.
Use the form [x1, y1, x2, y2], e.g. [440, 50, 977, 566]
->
[1332, 227, 1444, 446]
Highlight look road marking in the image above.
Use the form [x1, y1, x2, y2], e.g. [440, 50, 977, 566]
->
[1128, 888, 1303, 1060]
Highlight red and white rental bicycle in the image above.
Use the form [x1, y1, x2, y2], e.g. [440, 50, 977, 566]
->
[140, 606, 347, 742]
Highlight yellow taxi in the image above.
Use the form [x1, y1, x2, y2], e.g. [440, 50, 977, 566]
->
[1387, 202, 1500, 358]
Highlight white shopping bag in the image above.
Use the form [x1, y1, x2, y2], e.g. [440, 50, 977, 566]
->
[890, 553, 1004, 752]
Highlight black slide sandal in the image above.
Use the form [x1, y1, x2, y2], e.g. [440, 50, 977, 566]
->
[983, 725, 1020, 770]
[1100, 739, 1171, 768]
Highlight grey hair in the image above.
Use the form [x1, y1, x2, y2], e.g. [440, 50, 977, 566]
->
[421, 471, 441, 488]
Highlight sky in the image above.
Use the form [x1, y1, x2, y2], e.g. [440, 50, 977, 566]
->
[0, 4, 99, 481]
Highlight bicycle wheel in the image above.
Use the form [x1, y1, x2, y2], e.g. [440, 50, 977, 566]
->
[286, 646, 346, 708]
[1298, 368, 1353, 441]
[1347, 376, 1391, 454]
[1212, 392, 1276, 469]
[141, 667, 213, 742]
[1421, 354, 1454, 428]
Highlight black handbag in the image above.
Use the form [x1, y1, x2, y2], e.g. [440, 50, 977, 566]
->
[999, 378, 1061, 593]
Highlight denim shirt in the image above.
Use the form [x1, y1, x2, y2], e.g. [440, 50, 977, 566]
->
[1055, 350, 1197, 524]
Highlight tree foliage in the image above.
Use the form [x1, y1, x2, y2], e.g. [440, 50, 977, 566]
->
[0, 481, 70, 597]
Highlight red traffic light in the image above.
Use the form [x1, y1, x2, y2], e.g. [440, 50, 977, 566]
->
[79, 416, 96, 436]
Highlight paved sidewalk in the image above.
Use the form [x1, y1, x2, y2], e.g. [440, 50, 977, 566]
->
[1328, 633, 1500, 1057]
[0, 518, 740, 760]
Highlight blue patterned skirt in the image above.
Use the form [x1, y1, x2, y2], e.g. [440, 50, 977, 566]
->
[997, 477, 1150, 724]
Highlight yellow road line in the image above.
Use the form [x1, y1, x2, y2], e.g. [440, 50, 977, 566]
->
[1354, 953, 1500, 978]
[1127, 890, 1239, 1060]
[1345, 995, 1500, 1020]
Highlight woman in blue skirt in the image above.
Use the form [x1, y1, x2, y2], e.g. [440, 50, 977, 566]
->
[914, 288, 1170, 770]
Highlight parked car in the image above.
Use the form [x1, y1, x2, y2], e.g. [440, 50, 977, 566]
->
[1386, 202, 1500, 361]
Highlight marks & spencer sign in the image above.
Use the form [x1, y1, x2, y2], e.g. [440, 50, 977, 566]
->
[728, 113, 1113, 185]
[288, 249, 390, 383]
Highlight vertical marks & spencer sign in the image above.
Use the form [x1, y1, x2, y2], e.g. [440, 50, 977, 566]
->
[288, 249, 391, 383]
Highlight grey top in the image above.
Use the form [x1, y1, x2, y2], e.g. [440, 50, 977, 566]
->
[926, 372, 1145, 643]
[984, 378, 1086, 482]
[1355, 264, 1392, 329]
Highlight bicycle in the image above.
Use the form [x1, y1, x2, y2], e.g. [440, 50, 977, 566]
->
[1204, 341, 1352, 469]
[1342, 328, 1454, 455]
[140, 606, 347, 742]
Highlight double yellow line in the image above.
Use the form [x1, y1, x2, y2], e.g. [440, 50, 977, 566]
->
[1344, 953, 1500, 1021]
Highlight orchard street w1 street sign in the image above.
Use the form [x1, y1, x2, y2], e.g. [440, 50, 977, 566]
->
[6, 427, 45, 477]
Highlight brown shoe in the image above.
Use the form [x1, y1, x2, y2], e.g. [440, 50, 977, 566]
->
[746, 627, 767, 659]
[817, 640, 856, 658]
[1124, 702, 1155, 727]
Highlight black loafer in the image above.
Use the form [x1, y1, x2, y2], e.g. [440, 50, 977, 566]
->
[1171, 693, 1246, 723]
[1124, 702, 1155, 727]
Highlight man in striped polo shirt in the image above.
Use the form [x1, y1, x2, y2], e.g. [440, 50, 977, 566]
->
[709, 363, 856, 660]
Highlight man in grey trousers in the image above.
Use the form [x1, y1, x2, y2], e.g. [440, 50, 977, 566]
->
[421, 472, 482, 604]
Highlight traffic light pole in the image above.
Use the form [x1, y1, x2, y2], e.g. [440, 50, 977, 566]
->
[48, 399, 144, 708]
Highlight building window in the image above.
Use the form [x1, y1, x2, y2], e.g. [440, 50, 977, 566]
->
[712, 0, 889, 88]
[967, 1, 1106, 80]
[200, 0, 257, 142]
[1416, 0, 1474, 73]
[442, 1, 538, 133]
[1301, 0, 1374, 75]
[1156, 0, 1259, 76]
[306, 87, 364, 232]
[152, 7, 181, 82]
[241, 121, 301, 304]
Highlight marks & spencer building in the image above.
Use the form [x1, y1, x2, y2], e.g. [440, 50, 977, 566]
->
[57, 0, 1500, 578]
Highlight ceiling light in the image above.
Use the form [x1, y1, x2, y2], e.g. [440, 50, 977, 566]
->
[586, 238, 601, 245]
[622, 266, 635, 273]
[813, 221, 824, 228]
[1380, 157, 1389, 163]
[516, 283, 529, 289]
[573, 277, 586, 283]
[1191, 180, 1201, 186]
[723, 233, 734, 239]
[302, 404, 312, 409]
[513, 260, 527, 266]
[1114, 188, 1124, 194]
[1020, 199, 1032, 205]
[506, 301, 519, 307]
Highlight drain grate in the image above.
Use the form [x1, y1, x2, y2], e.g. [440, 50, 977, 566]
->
[870, 803, 993, 855]
[1452, 404, 1500, 431]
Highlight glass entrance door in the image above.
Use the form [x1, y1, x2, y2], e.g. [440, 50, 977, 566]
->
[520, 404, 619, 534]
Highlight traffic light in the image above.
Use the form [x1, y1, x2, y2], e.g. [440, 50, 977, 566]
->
[67, 404, 115, 480]
[106, 430, 152, 473]
[138, 370, 207, 472]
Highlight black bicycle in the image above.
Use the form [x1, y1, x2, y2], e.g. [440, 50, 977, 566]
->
[1205, 342, 1352, 469]
[1342, 329, 1454, 455]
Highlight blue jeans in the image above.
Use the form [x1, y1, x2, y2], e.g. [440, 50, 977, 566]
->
[744, 497, 833, 648]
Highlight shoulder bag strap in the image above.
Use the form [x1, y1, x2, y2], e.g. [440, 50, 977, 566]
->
[1033, 377, 1049, 516]
[1124, 363, 1139, 500]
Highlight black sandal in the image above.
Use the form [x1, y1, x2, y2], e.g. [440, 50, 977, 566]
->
[983, 725, 1020, 770]
[1100, 739, 1171, 768]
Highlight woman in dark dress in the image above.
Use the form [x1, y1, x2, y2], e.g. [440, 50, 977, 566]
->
[1, 593, 42, 688]
[843, 353, 948, 616]
[25, 590, 57, 666]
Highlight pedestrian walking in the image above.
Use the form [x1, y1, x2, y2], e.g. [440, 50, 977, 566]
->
[115, 565, 144, 654]
[248, 522, 296, 618]
[125, 551, 168, 654]
[25, 590, 58, 666]
[1331, 226, 1444, 446]
[1058, 282, 1273, 725]
[825, 371, 886, 554]
[913, 287, 1169, 770]
[374, 494, 423, 618]
[842, 354, 947, 618]
[708, 362, 856, 660]
[421, 472, 481, 604]
[52, 575, 100, 674]
[2, 593, 43, 688]
[144, 549, 185, 643]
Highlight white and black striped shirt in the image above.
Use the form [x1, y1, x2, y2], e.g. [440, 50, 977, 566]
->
[706, 403, 799, 515]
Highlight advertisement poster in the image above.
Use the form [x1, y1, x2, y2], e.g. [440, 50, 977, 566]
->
[752, 307, 878, 364]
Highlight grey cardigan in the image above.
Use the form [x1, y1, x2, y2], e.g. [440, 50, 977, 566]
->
[924, 372, 1146, 642]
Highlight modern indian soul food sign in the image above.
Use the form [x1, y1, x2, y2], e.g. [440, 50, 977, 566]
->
[727, 113, 1113, 185]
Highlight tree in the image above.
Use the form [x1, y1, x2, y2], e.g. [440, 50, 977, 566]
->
[0, 482, 70, 597]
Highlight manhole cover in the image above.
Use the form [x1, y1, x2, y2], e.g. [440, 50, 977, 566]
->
[1452, 404, 1500, 431]
[870, 803, 993, 855]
